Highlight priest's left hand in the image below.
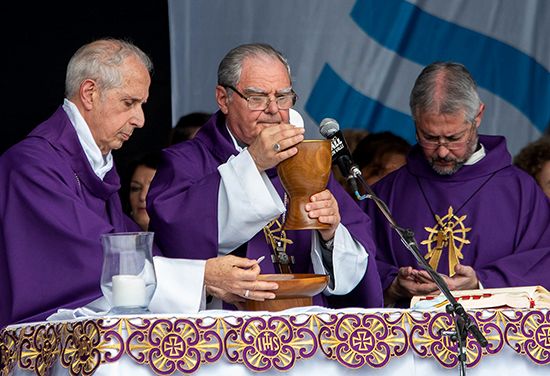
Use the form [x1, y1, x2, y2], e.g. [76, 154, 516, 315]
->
[206, 285, 243, 305]
[445, 264, 479, 290]
[305, 189, 340, 241]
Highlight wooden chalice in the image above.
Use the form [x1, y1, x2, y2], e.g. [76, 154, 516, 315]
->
[243, 140, 331, 312]
[277, 140, 332, 230]
[242, 273, 329, 311]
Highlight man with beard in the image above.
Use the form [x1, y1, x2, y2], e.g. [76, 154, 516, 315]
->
[363, 62, 550, 307]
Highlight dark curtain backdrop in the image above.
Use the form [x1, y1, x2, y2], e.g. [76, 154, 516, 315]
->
[4, 0, 172, 214]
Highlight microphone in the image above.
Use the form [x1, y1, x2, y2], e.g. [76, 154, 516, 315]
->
[319, 118, 362, 180]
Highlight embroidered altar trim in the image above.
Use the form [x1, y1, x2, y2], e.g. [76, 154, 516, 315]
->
[2, 309, 550, 375]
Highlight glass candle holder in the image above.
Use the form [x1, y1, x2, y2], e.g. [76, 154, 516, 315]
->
[100, 232, 156, 315]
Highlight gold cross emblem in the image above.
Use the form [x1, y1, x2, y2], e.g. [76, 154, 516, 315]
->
[263, 217, 293, 251]
[421, 206, 471, 276]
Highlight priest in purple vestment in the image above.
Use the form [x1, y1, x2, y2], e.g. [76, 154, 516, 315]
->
[362, 62, 550, 307]
[0, 39, 267, 329]
[0, 39, 155, 328]
[147, 43, 383, 309]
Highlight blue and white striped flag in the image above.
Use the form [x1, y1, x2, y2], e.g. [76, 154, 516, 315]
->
[168, 0, 550, 155]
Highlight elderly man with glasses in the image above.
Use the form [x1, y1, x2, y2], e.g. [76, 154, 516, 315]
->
[147, 43, 383, 309]
[363, 61, 550, 307]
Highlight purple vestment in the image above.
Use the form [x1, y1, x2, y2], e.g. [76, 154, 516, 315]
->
[148, 111, 383, 309]
[363, 135, 550, 306]
[0, 107, 139, 328]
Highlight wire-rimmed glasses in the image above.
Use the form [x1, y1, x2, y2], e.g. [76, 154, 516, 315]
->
[224, 85, 297, 111]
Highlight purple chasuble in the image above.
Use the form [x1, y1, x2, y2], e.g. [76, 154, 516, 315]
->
[363, 135, 550, 306]
[148, 111, 383, 309]
[0, 107, 140, 328]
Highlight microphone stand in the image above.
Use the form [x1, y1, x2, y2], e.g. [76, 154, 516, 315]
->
[348, 168, 488, 376]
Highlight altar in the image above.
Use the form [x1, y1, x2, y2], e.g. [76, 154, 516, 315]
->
[1, 307, 549, 375]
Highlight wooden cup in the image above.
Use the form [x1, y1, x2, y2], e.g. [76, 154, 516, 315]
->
[277, 140, 332, 230]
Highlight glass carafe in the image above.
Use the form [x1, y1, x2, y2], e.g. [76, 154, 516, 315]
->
[100, 232, 156, 314]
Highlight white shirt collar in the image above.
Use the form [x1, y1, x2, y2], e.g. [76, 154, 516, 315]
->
[464, 142, 486, 165]
[63, 98, 113, 180]
[226, 126, 246, 152]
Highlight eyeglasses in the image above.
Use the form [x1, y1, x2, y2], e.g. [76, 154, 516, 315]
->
[416, 124, 476, 151]
[224, 85, 297, 111]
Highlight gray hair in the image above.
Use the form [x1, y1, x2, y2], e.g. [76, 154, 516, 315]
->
[409, 62, 481, 124]
[65, 38, 153, 98]
[217, 43, 291, 89]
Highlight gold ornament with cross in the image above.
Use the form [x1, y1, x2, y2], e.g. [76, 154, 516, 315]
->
[263, 217, 294, 273]
[421, 206, 471, 276]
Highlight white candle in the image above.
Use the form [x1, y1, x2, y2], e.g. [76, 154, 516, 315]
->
[112, 274, 146, 308]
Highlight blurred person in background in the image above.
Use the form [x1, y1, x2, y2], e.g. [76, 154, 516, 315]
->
[170, 112, 211, 145]
[514, 137, 550, 199]
[129, 151, 162, 230]
[352, 131, 411, 186]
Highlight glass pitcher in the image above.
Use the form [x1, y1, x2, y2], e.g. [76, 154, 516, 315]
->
[100, 232, 156, 314]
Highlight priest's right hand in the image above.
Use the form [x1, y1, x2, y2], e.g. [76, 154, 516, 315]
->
[384, 266, 440, 305]
[248, 123, 304, 172]
[204, 255, 279, 301]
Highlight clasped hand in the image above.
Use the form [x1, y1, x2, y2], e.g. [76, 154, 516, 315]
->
[386, 264, 479, 304]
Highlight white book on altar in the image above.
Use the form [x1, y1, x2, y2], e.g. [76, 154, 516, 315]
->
[410, 285, 550, 310]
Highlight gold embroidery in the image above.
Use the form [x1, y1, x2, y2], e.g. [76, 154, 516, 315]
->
[421, 206, 471, 276]
[262, 217, 293, 252]
[262, 193, 295, 273]
[263, 216, 294, 273]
